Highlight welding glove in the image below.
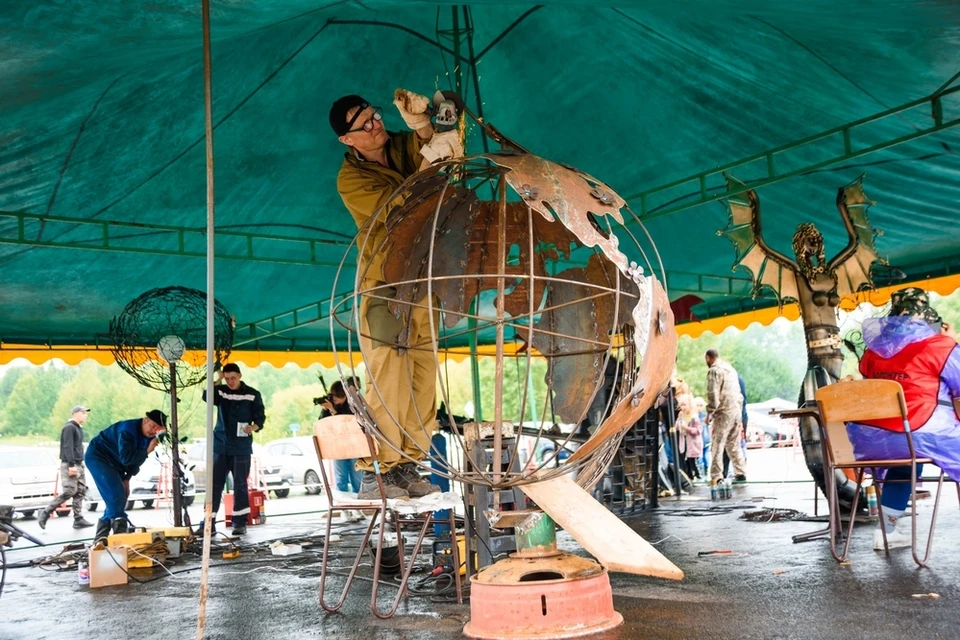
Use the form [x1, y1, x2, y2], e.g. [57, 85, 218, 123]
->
[420, 130, 464, 165]
[393, 88, 432, 130]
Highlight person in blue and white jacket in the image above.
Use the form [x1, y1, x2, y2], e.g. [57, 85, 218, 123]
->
[200, 363, 265, 537]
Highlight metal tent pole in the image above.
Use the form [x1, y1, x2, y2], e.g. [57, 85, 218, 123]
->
[196, 0, 216, 637]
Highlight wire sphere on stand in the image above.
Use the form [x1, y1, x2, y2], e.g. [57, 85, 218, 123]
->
[110, 286, 234, 392]
[332, 148, 676, 492]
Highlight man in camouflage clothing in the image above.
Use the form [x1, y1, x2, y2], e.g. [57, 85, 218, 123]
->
[39, 405, 94, 530]
[704, 349, 748, 485]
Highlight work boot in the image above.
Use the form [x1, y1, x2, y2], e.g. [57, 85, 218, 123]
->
[194, 521, 216, 537]
[357, 471, 409, 500]
[94, 518, 111, 543]
[38, 508, 51, 530]
[73, 517, 94, 529]
[733, 474, 748, 484]
[111, 517, 129, 535]
[394, 463, 440, 498]
[231, 524, 247, 536]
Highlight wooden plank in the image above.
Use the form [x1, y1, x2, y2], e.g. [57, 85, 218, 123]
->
[520, 473, 684, 580]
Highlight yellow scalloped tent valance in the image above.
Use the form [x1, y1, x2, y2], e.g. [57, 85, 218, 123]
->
[4, 273, 960, 366]
[0, 339, 536, 368]
[675, 273, 960, 338]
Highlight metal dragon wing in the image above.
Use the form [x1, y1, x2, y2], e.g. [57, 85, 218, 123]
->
[828, 174, 883, 297]
[719, 175, 800, 304]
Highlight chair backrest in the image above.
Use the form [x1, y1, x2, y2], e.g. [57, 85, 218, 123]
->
[313, 415, 376, 461]
[815, 378, 908, 465]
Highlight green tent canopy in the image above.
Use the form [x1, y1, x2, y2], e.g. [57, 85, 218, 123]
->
[1, 1, 958, 358]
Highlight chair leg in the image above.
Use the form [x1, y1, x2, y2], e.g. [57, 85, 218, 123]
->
[792, 465, 832, 544]
[911, 470, 944, 568]
[371, 513, 435, 619]
[320, 506, 383, 613]
[824, 461, 846, 559]
[875, 471, 891, 556]
[834, 469, 864, 563]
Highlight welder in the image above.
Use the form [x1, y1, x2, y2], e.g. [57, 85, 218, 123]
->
[84, 410, 168, 542]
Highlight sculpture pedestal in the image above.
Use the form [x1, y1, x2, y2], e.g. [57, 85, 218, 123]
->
[463, 552, 622, 640]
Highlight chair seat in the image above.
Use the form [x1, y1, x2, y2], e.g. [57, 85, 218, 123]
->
[329, 492, 458, 515]
[332, 499, 387, 509]
[837, 458, 934, 468]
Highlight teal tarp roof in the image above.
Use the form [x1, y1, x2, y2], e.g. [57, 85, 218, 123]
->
[1, 1, 959, 353]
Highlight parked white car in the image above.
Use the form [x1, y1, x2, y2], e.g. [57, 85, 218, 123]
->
[0, 447, 58, 518]
[264, 436, 329, 495]
[183, 440, 294, 498]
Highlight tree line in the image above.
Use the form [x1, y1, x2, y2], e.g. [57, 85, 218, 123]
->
[4, 289, 958, 443]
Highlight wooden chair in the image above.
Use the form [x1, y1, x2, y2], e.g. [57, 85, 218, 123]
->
[312, 415, 460, 618]
[813, 378, 950, 567]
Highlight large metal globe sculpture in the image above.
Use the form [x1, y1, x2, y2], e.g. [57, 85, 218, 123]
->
[332, 151, 676, 492]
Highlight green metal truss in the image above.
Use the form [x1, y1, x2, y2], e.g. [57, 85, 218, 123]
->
[625, 84, 960, 220]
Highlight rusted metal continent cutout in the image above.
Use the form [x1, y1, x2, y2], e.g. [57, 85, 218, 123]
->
[381, 170, 588, 330]
[381, 182, 478, 329]
[569, 277, 676, 466]
[484, 152, 630, 271]
[529, 254, 642, 424]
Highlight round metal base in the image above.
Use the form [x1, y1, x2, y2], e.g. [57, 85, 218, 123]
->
[463, 553, 623, 639]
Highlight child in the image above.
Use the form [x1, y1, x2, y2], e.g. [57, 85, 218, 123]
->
[678, 397, 703, 480]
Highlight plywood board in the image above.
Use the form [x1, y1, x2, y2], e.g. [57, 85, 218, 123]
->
[313, 415, 376, 461]
[520, 474, 683, 580]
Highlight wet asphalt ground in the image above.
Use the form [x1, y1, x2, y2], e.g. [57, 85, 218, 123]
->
[2, 467, 959, 640]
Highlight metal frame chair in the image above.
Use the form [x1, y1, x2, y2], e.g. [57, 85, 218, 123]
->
[312, 414, 460, 618]
[811, 378, 950, 567]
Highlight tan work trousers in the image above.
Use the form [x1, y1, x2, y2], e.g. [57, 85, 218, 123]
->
[709, 410, 746, 483]
[357, 282, 437, 473]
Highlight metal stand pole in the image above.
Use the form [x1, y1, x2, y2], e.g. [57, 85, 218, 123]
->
[169, 362, 182, 527]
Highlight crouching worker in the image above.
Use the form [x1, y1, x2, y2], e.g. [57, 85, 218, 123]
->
[84, 410, 167, 542]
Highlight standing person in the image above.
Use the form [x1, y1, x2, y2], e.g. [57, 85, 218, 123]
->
[84, 410, 167, 542]
[331, 90, 456, 500]
[678, 398, 703, 481]
[201, 363, 265, 536]
[723, 374, 750, 478]
[696, 396, 710, 477]
[848, 287, 960, 549]
[320, 378, 362, 495]
[39, 405, 94, 530]
[704, 349, 748, 485]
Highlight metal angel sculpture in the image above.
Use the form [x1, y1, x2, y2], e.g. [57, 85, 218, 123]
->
[721, 174, 883, 510]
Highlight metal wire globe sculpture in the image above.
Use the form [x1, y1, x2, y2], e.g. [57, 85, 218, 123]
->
[332, 148, 676, 492]
[110, 286, 234, 392]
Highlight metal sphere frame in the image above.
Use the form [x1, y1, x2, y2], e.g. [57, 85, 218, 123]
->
[330, 144, 675, 493]
[109, 286, 234, 393]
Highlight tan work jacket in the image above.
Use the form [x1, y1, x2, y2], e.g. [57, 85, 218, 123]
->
[336, 131, 426, 283]
[706, 359, 742, 415]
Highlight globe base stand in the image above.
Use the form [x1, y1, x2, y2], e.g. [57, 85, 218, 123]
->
[463, 552, 622, 640]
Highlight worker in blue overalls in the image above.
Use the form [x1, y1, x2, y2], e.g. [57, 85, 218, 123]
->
[84, 410, 168, 542]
